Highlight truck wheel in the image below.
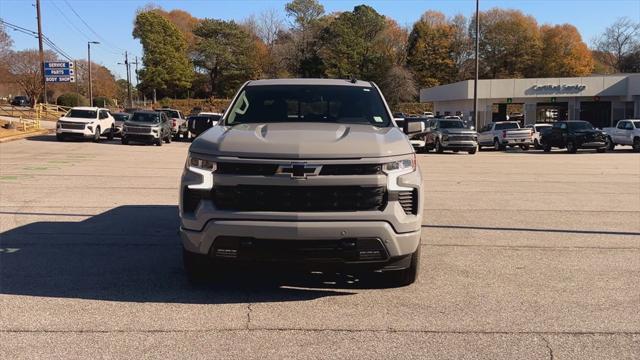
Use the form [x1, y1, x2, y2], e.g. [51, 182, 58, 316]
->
[566, 140, 577, 153]
[606, 136, 615, 151]
[93, 126, 101, 143]
[121, 136, 129, 145]
[385, 247, 420, 287]
[533, 139, 541, 150]
[633, 137, 640, 152]
[156, 137, 163, 146]
[493, 138, 503, 151]
[596, 147, 606, 153]
[435, 139, 444, 153]
[468, 147, 477, 154]
[543, 142, 552, 152]
[520, 144, 530, 151]
[183, 247, 210, 284]
[107, 126, 114, 140]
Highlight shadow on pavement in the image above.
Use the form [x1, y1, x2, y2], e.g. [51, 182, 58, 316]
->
[0, 205, 357, 304]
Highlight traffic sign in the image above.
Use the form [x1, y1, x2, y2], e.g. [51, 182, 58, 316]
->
[45, 68, 74, 76]
[44, 61, 75, 83]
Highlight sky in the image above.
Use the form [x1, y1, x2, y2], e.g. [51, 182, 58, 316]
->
[1, 0, 639, 80]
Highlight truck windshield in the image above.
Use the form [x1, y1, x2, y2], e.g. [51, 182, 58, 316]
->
[439, 120, 464, 129]
[158, 110, 180, 119]
[66, 109, 96, 119]
[131, 113, 160, 123]
[113, 114, 129, 121]
[568, 122, 593, 130]
[225, 85, 391, 126]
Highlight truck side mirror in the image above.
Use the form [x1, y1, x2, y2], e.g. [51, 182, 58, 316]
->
[403, 119, 425, 135]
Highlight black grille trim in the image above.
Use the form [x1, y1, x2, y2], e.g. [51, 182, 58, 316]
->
[214, 162, 383, 176]
[319, 164, 383, 176]
[216, 163, 279, 176]
[396, 189, 418, 215]
[213, 186, 387, 212]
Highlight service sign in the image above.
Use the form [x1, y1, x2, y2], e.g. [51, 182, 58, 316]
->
[44, 61, 75, 82]
[44, 61, 73, 69]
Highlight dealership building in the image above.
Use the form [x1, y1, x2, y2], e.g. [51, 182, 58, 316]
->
[420, 74, 640, 128]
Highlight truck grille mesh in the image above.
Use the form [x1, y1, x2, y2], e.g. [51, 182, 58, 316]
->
[398, 190, 418, 215]
[214, 186, 386, 212]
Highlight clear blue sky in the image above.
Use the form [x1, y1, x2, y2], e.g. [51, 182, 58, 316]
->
[1, 0, 639, 79]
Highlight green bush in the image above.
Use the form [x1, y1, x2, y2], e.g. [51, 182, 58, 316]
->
[56, 93, 89, 107]
[92, 96, 114, 107]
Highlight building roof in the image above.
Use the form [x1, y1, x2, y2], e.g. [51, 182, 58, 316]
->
[247, 78, 373, 87]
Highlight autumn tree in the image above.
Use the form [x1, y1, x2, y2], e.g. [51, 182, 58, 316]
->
[538, 24, 593, 77]
[407, 11, 457, 88]
[283, 0, 327, 77]
[242, 9, 286, 77]
[450, 14, 473, 80]
[318, 5, 390, 83]
[192, 19, 259, 97]
[475, 8, 542, 78]
[133, 11, 194, 98]
[7, 49, 57, 105]
[593, 17, 640, 73]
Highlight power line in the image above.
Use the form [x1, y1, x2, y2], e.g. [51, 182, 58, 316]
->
[62, 0, 124, 53]
[49, 1, 90, 41]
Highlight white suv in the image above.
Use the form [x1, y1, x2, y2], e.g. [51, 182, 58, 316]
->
[56, 107, 115, 142]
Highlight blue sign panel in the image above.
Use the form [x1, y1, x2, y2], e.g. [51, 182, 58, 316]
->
[45, 76, 75, 83]
[44, 61, 73, 69]
[45, 68, 74, 76]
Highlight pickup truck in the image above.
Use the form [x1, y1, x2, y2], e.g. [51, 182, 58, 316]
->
[477, 121, 532, 150]
[525, 123, 552, 149]
[423, 118, 477, 154]
[540, 120, 607, 153]
[180, 78, 423, 286]
[155, 108, 187, 140]
[603, 119, 640, 152]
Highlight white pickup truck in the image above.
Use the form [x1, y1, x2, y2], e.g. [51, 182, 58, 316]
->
[603, 119, 640, 152]
[477, 121, 532, 151]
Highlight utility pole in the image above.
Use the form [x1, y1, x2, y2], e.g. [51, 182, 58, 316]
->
[35, 0, 47, 104]
[118, 51, 133, 107]
[132, 56, 140, 102]
[88, 41, 99, 106]
[473, 0, 480, 130]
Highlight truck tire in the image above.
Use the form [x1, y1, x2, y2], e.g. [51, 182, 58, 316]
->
[156, 137, 163, 146]
[534, 138, 541, 150]
[385, 247, 420, 287]
[93, 126, 101, 143]
[107, 126, 114, 141]
[566, 140, 577, 153]
[543, 142, 552, 152]
[435, 139, 444, 153]
[468, 147, 477, 154]
[520, 144, 530, 151]
[633, 137, 640, 153]
[493, 138, 504, 151]
[121, 136, 129, 145]
[183, 247, 210, 284]
[606, 136, 615, 151]
[597, 147, 606, 153]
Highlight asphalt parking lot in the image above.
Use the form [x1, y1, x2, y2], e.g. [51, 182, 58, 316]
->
[0, 136, 638, 359]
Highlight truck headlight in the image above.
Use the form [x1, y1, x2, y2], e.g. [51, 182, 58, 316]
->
[185, 155, 216, 190]
[383, 155, 415, 174]
[188, 156, 216, 171]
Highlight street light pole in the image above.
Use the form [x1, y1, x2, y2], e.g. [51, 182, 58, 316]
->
[87, 41, 99, 106]
[473, 0, 480, 130]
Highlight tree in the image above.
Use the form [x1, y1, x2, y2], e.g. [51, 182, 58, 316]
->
[318, 5, 389, 82]
[450, 14, 473, 80]
[284, 0, 327, 77]
[192, 19, 259, 97]
[406, 11, 457, 88]
[133, 11, 194, 98]
[592, 17, 640, 73]
[538, 24, 594, 77]
[380, 65, 417, 107]
[7, 49, 57, 105]
[285, 0, 324, 29]
[0, 23, 12, 56]
[474, 8, 542, 78]
[242, 9, 286, 78]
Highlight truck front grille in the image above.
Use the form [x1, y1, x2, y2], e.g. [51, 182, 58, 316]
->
[59, 122, 85, 130]
[126, 126, 152, 134]
[448, 135, 474, 141]
[214, 186, 386, 212]
[214, 163, 383, 176]
[397, 190, 418, 215]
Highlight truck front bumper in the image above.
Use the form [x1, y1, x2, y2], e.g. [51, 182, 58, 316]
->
[441, 140, 477, 150]
[181, 220, 421, 268]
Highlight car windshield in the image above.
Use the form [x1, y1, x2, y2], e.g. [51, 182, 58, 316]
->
[113, 114, 129, 121]
[568, 122, 593, 130]
[159, 109, 180, 119]
[495, 122, 520, 130]
[66, 109, 96, 119]
[439, 120, 464, 129]
[131, 113, 160, 123]
[225, 85, 392, 126]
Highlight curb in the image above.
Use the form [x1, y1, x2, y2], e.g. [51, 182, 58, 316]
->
[0, 129, 53, 144]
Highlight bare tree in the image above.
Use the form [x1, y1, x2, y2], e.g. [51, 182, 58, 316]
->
[593, 17, 640, 72]
[7, 49, 57, 105]
[380, 65, 418, 107]
[257, 8, 285, 48]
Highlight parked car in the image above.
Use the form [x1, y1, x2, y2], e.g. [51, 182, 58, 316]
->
[477, 121, 532, 150]
[56, 107, 115, 142]
[155, 107, 187, 140]
[423, 118, 477, 154]
[423, 111, 434, 118]
[180, 78, 423, 286]
[540, 120, 607, 153]
[121, 110, 172, 146]
[525, 123, 552, 149]
[10, 96, 29, 107]
[111, 112, 130, 137]
[603, 119, 640, 152]
[187, 113, 222, 139]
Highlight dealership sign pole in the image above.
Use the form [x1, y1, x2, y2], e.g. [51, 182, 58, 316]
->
[473, 0, 480, 130]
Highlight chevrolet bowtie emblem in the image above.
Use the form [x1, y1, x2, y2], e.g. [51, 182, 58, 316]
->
[277, 163, 321, 179]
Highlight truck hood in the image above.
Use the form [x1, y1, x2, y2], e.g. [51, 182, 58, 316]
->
[441, 128, 476, 135]
[124, 121, 160, 127]
[190, 122, 413, 159]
